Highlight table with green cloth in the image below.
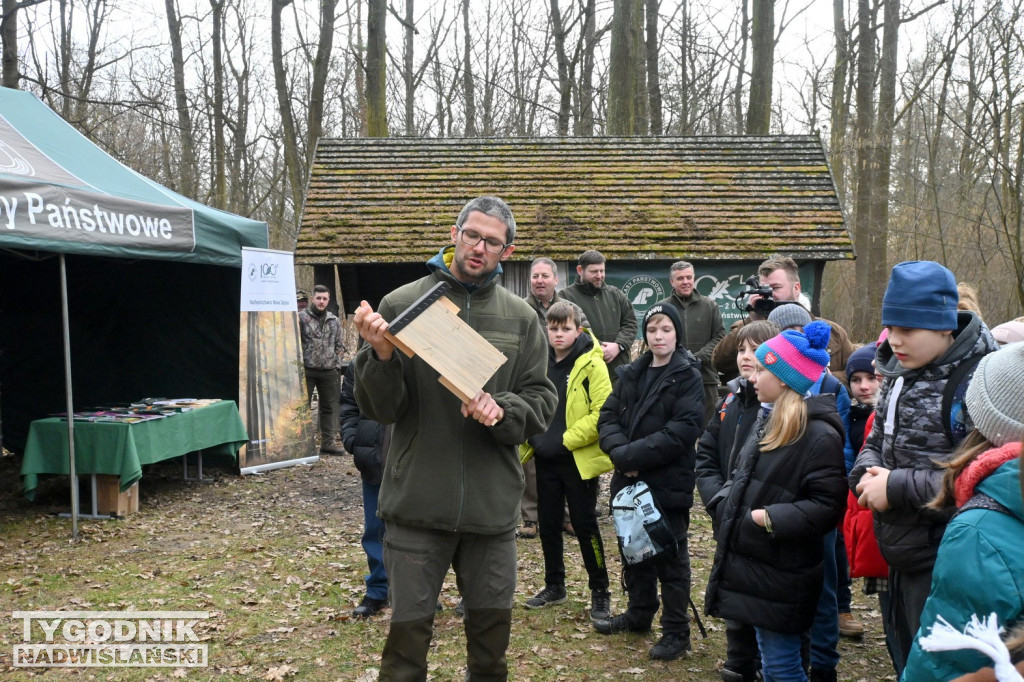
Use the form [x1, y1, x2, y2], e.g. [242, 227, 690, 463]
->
[21, 400, 249, 499]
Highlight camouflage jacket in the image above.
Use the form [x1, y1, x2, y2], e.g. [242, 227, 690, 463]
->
[849, 311, 997, 572]
[299, 307, 343, 370]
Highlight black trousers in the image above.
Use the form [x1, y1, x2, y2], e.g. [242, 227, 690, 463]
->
[621, 507, 692, 637]
[535, 454, 609, 592]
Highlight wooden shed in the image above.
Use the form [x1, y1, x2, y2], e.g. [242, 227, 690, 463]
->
[296, 136, 853, 331]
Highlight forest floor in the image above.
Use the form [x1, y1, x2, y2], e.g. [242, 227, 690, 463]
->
[0, 448, 898, 680]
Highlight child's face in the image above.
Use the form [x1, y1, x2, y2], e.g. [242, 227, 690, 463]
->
[849, 370, 881, 405]
[646, 314, 677, 362]
[886, 326, 954, 370]
[736, 340, 760, 380]
[547, 320, 581, 354]
[749, 360, 786, 403]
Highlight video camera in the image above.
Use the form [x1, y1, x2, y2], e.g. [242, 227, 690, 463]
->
[734, 276, 777, 318]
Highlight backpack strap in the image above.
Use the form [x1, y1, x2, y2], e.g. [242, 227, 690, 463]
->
[942, 354, 984, 446]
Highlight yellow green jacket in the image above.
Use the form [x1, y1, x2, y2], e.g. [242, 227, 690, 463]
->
[520, 328, 614, 479]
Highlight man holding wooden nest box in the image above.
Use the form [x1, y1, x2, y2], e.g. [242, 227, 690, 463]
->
[353, 195, 557, 680]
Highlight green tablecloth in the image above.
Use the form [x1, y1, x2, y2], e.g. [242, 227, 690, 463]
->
[21, 400, 249, 499]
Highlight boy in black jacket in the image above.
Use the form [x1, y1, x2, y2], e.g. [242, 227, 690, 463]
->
[594, 304, 705, 662]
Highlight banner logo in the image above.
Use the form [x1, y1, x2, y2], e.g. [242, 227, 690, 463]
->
[623, 275, 665, 307]
[12, 611, 209, 668]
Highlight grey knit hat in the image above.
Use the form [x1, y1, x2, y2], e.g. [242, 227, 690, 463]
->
[768, 302, 813, 331]
[965, 342, 1024, 447]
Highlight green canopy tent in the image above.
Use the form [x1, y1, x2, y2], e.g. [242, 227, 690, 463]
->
[0, 88, 269, 535]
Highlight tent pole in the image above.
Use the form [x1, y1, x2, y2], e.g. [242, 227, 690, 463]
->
[59, 254, 78, 540]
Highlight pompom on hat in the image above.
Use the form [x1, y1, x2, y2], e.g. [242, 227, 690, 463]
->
[990, 320, 1024, 346]
[965, 342, 1024, 447]
[756, 320, 833, 395]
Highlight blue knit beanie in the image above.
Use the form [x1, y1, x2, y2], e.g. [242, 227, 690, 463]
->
[756, 320, 833, 395]
[881, 261, 958, 331]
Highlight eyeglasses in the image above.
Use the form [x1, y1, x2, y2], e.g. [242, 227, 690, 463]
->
[457, 228, 509, 254]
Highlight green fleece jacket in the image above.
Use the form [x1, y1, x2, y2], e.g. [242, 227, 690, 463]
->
[353, 246, 557, 534]
[561, 280, 637, 375]
[519, 328, 614, 480]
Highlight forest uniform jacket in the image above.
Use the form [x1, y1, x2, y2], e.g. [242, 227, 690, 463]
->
[704, 395, 847, 634]
[298, 307, 343, 370]
[902, 450, 1024, 681]
[597, 347, 705, 511]
[524, 290, 564, 328]
[520, 328, 614, 480]
[849, 311, 998, 572]
[352, 246, 557, 535]
[695, 376, 761, 531]
[658, 291, 727, 387]
[561, 280, 638, 375]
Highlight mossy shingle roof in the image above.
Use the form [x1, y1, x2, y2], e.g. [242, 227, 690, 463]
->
[297, 136, 852, 264]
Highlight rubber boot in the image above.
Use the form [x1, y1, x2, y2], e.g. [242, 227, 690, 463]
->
[809, 668, 838, 682]
[463, 607, 512, 681]
[379, 614, 434, 682]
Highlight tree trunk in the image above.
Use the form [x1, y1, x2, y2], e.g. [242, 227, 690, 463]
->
[608, 0, 644, 135]
[165, 0, 197, 197]
[210, 0, 226, 208]
[309, 0, 336, 154]
[733, 0, 749, 133]
[646, 0, 662, 135]
[866, 0, 898, 335]
[462, 0, 475, 136]
[578, 0, 597, 136]
[271, 0, 305, 243]
[746, 0, 773, 134]
[403, 0, 414, 135]
[853, 0, 877, 339]
[366, 0, 388, 137]
[550, 0, 571, 135]
[829, 0, 850, 195]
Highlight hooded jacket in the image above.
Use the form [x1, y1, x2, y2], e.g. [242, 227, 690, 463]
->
[561, 279, 638, 375]
[902, 448, 1024, 681]
[695, 375, 761, 532]
[704, 394, 847, 634]
[352, 246, 557, 534]
[849, 311, 998, 571]
[597, 346, 705, 511]
[519, 328, 614, 480]
[339, 363, 388, 486]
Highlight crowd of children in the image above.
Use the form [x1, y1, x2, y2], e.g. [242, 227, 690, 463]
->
[339, 258, 1024, 682]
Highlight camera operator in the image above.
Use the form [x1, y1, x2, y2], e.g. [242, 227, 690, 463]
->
[711, 255, 853, 384]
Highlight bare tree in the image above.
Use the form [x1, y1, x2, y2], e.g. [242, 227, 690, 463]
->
[646, 0, 663, 134]
[746, 0, 773, 133]
[165, 0, 197, 197]
[367, 0, 388, 136]
[608, 0, 645, 134]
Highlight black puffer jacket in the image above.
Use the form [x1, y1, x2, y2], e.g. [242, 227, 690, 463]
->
[597, 347, 705, 511]
[695, 376, 761, 533]
[704, 394, 846, 634]
[340, 364, 387, 486]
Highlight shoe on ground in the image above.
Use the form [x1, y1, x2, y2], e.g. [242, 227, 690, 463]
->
[590, 590, 611, 621]
[455, 599, 464, 617]
[649, 632, 692, 661]
[320, 443, 345, 455]
[592, 613, 651, 635]
[517, 520, 537, 539]
[838, 611, 864, 638]
[563, 521, 575, 536]
[352, 596, 387, 618]
[525, 585, 567, 609]
[720, 667, 763, 682]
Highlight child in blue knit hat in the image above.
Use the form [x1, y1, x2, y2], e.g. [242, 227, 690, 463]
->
[849, 260, 999, 677]
[705, 321, 847, 682]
